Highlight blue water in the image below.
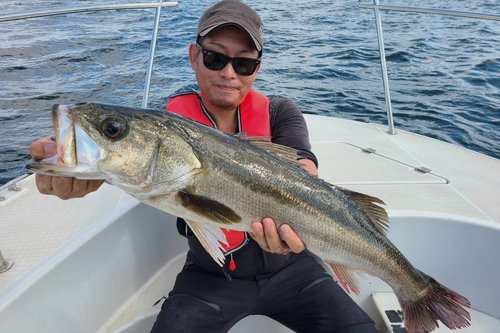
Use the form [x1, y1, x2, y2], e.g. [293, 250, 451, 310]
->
[1, 0, 499, 186]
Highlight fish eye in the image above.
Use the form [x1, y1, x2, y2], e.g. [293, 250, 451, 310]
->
[101, 117, 127, 140]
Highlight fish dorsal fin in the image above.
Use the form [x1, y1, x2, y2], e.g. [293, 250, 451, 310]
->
[235, 131, 272, 142]
[177, 190, 242, 225]
[324, 262, 369, 296]
[236, 133, 303, 168]
[336, 186, 390, 237]
[184, 219, 228, 266]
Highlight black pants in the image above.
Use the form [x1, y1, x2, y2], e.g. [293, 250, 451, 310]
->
[150, 255, 378, 333]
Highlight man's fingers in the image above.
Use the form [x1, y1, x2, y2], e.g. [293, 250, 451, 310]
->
[35, 174, 105, 200]
[35, 174, 74, 199]
[70, 177, 88, 194]
[87, 179, 105, 194]
[262, 217, 288, 253]
[55, 178, 105, 199]
[35, 174, 55, 194]
[250, 221, 270, 251]
[29, 136, 56, 160]
[31, 136, 105, 200]
[279, 224, 305, 253]
[51, 176, 77, 200]
[251, 219, 303, 254]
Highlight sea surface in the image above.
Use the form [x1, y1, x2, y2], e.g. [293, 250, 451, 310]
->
[1, 0, 499, 186]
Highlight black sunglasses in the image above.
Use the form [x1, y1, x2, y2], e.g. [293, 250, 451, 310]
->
[196, 43, 261, 76]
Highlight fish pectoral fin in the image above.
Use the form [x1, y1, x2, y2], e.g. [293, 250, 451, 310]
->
[336, 187, 390, 237]
[184, 220, 228, 266]
[177, 190, 242, 225]
[324, 262, 368, 296]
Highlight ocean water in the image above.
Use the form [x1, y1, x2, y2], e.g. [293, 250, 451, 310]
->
[1, 0, 499, 186]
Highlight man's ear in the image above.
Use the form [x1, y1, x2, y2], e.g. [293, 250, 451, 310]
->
[253, 60, 262, 75]
[188, 44, 198, 70]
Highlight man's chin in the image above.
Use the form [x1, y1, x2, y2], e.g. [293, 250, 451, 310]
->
[210, 97, 239, 111]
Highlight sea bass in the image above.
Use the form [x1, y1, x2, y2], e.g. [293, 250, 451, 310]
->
[27, 103, 470, 333]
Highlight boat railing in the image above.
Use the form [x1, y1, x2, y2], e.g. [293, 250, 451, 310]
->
[0, 1, 178, 190]
[0, 1, 178, 109]
[359, 1, 500, 134]
[1, 1, 499, 189]
[2, 1, 498, 135]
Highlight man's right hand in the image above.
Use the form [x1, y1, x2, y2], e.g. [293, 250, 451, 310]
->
[29, 136, 104, 200]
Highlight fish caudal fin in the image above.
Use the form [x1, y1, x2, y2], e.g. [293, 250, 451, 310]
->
[399, 271, 471, 333]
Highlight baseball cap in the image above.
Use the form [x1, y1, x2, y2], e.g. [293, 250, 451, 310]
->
[197, 0, 264, 54]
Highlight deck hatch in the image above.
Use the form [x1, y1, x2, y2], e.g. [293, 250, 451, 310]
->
[312, 142, 446, 185]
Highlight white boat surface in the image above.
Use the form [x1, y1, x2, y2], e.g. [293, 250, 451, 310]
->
[1, 2, 499, 333]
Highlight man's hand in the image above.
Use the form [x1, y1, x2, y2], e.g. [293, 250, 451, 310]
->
[250, 217, 305, 255]
[29, 136, 104, 199]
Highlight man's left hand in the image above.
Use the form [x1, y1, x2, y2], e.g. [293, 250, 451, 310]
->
[249, 217, 305, 254]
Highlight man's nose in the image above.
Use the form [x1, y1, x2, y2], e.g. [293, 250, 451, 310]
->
[218, 61, 238, 79]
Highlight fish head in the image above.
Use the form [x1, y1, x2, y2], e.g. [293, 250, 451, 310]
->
[27, 102, 203, 194]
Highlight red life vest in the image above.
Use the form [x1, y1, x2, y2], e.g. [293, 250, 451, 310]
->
[166, 91, 271, 269]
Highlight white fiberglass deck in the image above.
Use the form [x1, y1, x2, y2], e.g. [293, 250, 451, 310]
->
[0, 115, 499, 333]
[306, 115, 498, 223]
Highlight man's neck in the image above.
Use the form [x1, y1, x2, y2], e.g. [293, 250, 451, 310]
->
[210, 110, 238, 133]
[199, 99, 239, 133]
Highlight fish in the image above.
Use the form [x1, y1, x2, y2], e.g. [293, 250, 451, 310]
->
[27, 102, 471, 333]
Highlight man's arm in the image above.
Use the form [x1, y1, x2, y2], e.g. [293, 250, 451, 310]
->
[299, 158, 318, 177]
[30, 136, 105, 199]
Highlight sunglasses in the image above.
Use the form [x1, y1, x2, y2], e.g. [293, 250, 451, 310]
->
[196, 43, 261, 76]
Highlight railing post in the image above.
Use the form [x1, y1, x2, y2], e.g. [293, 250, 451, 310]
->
[0, 250, 14, 273]
[142, 0, 164, 108]
[0, 2, 178, 109]
[373, 0, 395, 134]
[360, 3, 500, 133]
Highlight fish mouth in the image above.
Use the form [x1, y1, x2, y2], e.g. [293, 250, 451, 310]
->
[26, 104, 107, 179]
[52, 104, 77, 167]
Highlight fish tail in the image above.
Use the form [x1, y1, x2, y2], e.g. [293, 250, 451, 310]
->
[399, 271, 471, 333]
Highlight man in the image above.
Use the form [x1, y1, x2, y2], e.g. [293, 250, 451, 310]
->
[30, 1, 378, 332]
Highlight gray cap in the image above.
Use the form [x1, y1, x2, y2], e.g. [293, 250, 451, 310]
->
[197, 0, 263, 54]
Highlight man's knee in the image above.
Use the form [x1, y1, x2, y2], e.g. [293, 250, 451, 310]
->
[150, 294, 224, 333]
[294, 277, 378, 332]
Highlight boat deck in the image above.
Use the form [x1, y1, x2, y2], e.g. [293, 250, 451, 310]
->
[306, 115, 498, 223]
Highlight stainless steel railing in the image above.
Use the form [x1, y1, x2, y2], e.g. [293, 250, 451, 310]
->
[0, 1, 177, 190]
[358, 4, 500, 21]
[0, 2, 178, 23]
[359, 1, 500, 134]
[0, 1, 178, 108]
[368, 0, 395, 134]
[1, 2, 498, 144]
